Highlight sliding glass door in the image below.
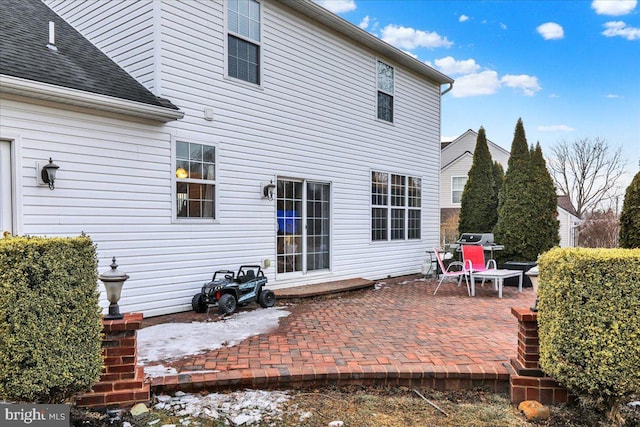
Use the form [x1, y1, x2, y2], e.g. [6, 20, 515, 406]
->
[276, 179, 330, 275]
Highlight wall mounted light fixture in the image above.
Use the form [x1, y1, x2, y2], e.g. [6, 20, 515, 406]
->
[262, 180, 276, 201]
[41, 157, 60, 190]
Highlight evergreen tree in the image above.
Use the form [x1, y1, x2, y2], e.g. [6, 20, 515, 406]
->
[458, 127, 497, 234]
[619, 171, 640, 248]
[494, 118, 537, 261]
[529, 143, 560, 252]
[492, 161, 504, 225]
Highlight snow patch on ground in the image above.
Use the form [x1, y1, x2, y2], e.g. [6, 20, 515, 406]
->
[153, 389, 294, 426]
[138, 307, 290, 365]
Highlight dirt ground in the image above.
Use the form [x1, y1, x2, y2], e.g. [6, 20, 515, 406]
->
[71, 387, 640, 427]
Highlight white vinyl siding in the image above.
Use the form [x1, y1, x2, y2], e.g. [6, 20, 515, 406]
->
[45, 0, 157, 91]
[39, 0, 444, 316]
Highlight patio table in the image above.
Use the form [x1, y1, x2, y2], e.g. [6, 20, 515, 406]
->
[470, 269, 522, 298]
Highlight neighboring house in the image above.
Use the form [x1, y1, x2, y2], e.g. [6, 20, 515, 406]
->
[440, 129, 580, 248]
[556, 194, 582, 247]
[1, 0, 453, 316]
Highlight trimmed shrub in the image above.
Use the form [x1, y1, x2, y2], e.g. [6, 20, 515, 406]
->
[537, 247, 640, 425]
[0, 235, 103, 403]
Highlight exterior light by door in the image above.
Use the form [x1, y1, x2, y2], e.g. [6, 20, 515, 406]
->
[262, 180, 276, 201]
[41, 157, 59, 190]
[99, 257, 130, 320]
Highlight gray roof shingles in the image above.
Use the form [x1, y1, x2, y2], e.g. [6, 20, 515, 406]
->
[0, 0, 178, 110]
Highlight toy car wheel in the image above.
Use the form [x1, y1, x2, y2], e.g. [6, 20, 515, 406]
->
[258, 289, 276, 308]
[218, 293, 237, 315]
[192, 293, 207, 313]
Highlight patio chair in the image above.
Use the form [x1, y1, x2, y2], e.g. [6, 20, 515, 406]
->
[432, 247, 470, 296]
[461, 244, 497, 289]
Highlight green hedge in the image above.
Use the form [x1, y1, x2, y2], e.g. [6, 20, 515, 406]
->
[0, 235, 103, 403]
[537, 247, 640, 422]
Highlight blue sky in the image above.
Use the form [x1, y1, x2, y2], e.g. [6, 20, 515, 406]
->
[314, 0, 639, 192]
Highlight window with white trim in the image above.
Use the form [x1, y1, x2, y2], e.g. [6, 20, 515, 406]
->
[227, 0, 261, 84]
[175, 141, 216, 219]
[371, 171, 421, 241]
[377, 60, 394, 122]
[451, 176, 467, 204]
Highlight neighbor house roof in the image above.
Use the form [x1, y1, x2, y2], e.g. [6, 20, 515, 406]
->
[557, 194, 580, 218]
[0, 0, 183, 122]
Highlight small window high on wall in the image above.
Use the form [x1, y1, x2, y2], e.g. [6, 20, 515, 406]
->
[376, 60, 394, 122]
[227, 0, 261, 85]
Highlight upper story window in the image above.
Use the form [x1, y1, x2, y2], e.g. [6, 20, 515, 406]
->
[452, 176, 467, 204]
[175, 141, 216, 219]
[377, 60, 394, 122]
[227, 0, 261, 85]
[371, 171, 421, 241]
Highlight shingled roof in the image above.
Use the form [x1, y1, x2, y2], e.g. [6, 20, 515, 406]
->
[0, 0, 180, 114]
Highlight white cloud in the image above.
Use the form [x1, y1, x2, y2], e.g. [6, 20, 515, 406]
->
[359, 15, 370, 29]
[607, 93, 623, 98]
[501, 74, 542, 96]
[451, 70, 501, 97]
[381, 24, 454, 49]
[314, 0, 356, 14]
[434, 56, 480, 75]
[602, 21, 640, 40]
[500, 22, 508, 30]
[459, 14, 469, 22]
[538, 124, 576, 132]
[549, 93, 560, 98]
[592, 0, 637, 16]
[537, 22, 564, 40]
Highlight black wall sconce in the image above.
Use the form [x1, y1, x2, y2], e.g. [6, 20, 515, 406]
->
[41, 158, 60, 190]
[262, 180, 276, 201]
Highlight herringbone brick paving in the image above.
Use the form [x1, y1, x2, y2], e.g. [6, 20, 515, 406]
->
[147, 275, 533, 393]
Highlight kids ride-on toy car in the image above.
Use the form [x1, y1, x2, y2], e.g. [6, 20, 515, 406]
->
[191, 265, 276, 315]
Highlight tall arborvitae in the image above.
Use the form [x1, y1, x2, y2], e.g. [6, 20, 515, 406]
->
[530, 142, 560, 253]
[619, 171, 640, 248]
[458, 127, 497, 234]
[494, 118, 536, 261]
[492, 160, 504, 225]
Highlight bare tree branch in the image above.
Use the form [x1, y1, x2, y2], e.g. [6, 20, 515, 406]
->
[548, 138, 627, 217]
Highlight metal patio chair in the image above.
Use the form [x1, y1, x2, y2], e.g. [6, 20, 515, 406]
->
[432, 247, 470, 296]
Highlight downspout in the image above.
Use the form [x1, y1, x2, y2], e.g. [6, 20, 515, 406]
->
[441, 82, 453, 96]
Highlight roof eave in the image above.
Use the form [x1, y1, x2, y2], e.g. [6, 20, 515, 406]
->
[274, 0, 454, 85]
[0, 75, 184, 122]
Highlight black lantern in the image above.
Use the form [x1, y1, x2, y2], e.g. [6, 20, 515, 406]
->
[41, 157, 60, 190]
[99, 257, 129, 320]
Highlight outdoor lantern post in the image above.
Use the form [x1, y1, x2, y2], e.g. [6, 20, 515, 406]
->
[99, 257, 130, 320]
[526, 266, 539, 312]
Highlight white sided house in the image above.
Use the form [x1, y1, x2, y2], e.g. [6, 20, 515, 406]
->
[440, 129, 581, 248]
[2, 0, 453, 316]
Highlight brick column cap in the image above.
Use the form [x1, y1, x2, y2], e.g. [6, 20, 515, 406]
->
[511, 307, 537, 322]
[102, 312, 144, 331]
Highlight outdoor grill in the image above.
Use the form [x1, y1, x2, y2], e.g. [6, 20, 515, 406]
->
[449, 233, 505, 253]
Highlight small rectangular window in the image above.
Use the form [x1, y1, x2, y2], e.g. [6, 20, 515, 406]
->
[452, 176, 467, 204]
[377, 60, 394, 122]
[175, 141, 216, 219]
[227, 0, 260, 85]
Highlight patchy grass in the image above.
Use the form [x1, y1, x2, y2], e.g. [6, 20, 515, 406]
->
[72, 387, 640, 426]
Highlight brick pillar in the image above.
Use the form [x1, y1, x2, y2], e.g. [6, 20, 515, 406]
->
[509, 307, 571, 405]
[75, 313, 150, 409]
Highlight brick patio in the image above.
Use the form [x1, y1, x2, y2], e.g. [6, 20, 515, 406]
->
[144, 275, 535, 394]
